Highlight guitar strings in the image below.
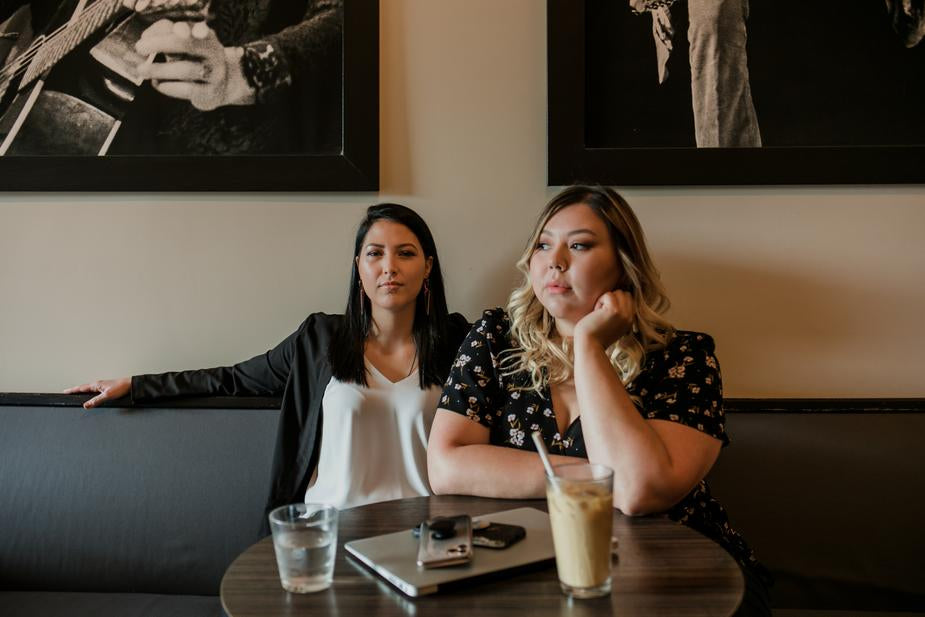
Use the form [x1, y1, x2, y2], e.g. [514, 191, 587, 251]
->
[1, 8, 110, 82]
[3, 0, 114, 74]
[1, 0, 119, 84]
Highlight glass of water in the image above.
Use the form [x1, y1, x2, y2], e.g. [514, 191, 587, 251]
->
[268, 503, 338, 593]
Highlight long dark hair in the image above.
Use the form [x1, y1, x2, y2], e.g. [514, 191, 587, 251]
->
[329, 203, 451, 389]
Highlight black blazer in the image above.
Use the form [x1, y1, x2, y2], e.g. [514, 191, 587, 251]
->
[131, 312, 470, 528]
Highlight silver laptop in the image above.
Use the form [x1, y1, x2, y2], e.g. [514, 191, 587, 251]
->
[344, 507, 556, 597]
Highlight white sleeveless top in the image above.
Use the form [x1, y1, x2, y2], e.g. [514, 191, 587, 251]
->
[304, 360, 440, 509]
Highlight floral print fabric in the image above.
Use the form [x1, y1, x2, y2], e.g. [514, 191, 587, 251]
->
[440, 307, 765, 575]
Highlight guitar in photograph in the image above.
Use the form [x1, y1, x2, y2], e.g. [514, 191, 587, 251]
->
[0, 0, 207, 156]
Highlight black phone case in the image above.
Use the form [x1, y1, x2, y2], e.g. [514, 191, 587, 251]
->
[472, 522, 526, 549]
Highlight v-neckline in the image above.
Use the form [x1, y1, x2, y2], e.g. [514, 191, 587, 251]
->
[365, 358, 418, 386]
[545, 383, 581, 438]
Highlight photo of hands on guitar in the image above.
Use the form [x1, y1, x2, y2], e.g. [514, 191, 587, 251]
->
[0, 0, 343, 156]
[121, 0, 254, 111]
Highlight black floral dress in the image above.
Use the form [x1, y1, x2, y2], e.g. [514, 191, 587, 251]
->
[440, 308, 766, 577]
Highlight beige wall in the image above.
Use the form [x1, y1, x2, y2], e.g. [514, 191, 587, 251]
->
[1, 1, 923, 397]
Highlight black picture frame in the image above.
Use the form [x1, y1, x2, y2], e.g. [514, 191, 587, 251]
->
[548, 0, 925, 186]
[0, 0, 378, 191]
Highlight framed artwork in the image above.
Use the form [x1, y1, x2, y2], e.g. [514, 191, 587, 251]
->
[548, 0, 925, 185]
[0, 0, 378, 191]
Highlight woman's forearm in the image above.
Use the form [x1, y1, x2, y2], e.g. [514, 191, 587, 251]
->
[429, 442, 579, 498]
[573, 336, 676, 514]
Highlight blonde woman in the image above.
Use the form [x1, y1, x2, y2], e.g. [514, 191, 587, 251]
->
[427, 185, 770, 616]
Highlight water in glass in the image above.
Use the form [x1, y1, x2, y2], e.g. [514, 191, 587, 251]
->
[273, 527, 337, 593]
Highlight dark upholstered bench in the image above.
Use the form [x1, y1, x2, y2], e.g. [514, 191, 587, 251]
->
[708, 399, 925, 616]
[2, 395, 923, 616]
[0, 393, 280, 617]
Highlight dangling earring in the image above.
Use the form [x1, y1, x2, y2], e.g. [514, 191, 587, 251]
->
[358, 281, 366, 320]
[423, 278, 431, 316]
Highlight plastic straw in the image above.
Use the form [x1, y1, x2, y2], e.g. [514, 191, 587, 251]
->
[531, 430, 556, 478]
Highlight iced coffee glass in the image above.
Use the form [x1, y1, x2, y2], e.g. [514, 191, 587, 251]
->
[546, 463, 614, 598]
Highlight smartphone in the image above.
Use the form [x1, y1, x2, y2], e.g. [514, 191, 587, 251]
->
[416, 514, 473, 568]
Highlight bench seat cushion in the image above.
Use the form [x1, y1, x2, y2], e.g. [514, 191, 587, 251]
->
[0, 592, 222, 617]
[707, 410, 925, 610]
[0, 404, 279, 595]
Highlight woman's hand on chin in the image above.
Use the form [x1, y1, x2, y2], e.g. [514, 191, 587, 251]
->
[573, 290, 634, 349]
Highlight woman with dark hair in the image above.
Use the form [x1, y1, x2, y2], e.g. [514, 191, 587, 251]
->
[66, 204, 468, 512]
[428, 186, 770, 616]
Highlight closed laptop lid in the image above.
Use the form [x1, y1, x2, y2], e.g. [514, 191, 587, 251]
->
[344, 507, 556, 597]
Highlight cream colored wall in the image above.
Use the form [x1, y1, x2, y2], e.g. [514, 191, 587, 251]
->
[1, 1, 923, 397]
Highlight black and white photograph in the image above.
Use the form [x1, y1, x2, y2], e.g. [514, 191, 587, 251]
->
[548, 0, 925, 185]
[0, 0, 378, 190]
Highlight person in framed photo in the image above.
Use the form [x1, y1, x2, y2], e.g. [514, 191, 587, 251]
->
[0, 0, 343, 155]
[885, 0, 925, 47]
[631, 0, 762, 148]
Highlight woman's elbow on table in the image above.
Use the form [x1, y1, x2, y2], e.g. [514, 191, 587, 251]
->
[426, 428, 454, 495]
[427, 409, 482, 495]
[612, 483, 651, 516]
[613, 479, 692, 517]
[426, 440, 457, 495]
[428, 476, 452, 496]
[614, 494, 659, 517]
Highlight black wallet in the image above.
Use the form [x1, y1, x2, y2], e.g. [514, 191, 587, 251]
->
[472, 522, 526, 549]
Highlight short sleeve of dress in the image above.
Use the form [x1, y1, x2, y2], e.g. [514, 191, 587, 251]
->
[439, 308, 509, 430]
[636, 332, 728, 446]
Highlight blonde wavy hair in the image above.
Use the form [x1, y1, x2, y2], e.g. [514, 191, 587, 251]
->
[502, 186, 675, 392]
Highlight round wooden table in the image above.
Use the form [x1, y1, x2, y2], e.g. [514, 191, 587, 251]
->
[221, 495, 744, 617]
